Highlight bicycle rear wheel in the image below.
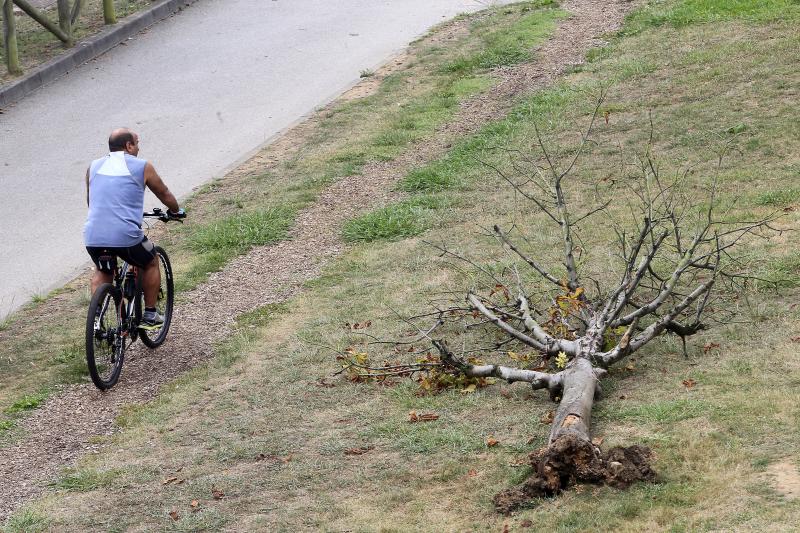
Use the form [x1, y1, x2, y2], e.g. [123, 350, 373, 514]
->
[140, 246, 174, 348]
[86, 283, 126, 390]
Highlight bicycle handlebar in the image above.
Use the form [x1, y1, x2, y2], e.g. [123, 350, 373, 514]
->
[143, 207, 186, 223]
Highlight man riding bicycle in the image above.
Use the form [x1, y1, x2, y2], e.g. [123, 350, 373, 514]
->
[84, 128, 184, 328]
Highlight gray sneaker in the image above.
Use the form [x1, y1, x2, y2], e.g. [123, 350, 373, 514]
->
[140, 310, 164, 330]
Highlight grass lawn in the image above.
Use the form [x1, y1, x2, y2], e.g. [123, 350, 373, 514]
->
[3, 0, 800, 531]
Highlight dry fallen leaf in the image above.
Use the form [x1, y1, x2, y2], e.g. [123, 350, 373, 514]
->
[591, 436, 604, 447]
[190, 500, 199, 508]
[169, 510, 179, 521]
[467, 469, 478, 477]
[682, 378, 697, 388]
[316, 378, 335, 388]
[212, 487, 224, 500]
[162, 476, 178, 485]
[540, 411, 554, 424]
[281, 454, 293, 463]
[344, 445, 374, 456]
[521, 519, 533, 528]
[703, 342, 720, 353]
[791, 336, 800, 343]
[486, 436, 500, 447]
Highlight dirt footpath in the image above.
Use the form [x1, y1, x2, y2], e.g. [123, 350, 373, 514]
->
[0, 0, 636, 520]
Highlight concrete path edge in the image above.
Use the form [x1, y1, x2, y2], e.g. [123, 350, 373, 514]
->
[0, 0, 199, 108]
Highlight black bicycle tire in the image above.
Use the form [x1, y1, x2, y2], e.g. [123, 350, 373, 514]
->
[86, 283, 125, 390]
[139, 246, 174, 348]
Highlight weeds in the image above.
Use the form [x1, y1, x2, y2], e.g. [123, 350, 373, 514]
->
[342, 195, 448, 243]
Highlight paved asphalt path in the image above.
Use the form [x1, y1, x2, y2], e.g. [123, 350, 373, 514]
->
[0, 0, 509, 319]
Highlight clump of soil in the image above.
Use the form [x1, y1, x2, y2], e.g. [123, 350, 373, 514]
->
[493, 435, 656, 515]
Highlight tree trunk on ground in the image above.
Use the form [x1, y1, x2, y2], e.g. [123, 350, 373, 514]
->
[548, 356, 598, 444]
[492, 352, 656, 514]
[3, 0, 22, 75]
[361, 102, 779, 513]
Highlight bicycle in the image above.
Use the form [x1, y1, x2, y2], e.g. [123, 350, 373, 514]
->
[85, 208, 185, 390]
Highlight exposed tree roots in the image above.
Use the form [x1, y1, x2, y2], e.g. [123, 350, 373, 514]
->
[493, 435, 657, 515]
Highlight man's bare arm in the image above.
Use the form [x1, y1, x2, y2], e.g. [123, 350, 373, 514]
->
[85, 168, 90, 207]
[143, 162, 180, 212]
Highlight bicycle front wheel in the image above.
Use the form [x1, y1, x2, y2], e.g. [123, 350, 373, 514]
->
[86, 283, 126, 390]
[140, 246, 174, 348]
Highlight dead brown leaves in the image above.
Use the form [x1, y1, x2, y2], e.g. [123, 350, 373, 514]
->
[344, 320, 372, 330]
[256, 453, 292, 464]
[703, 342, 720, 353]
[344, 445, 375, 456]
[408, 411, 439, 423]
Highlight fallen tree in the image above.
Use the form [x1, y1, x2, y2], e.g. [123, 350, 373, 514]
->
[338, 99, 780, 513]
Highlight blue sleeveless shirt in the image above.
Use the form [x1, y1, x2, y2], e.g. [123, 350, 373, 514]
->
[83, 152, 148, 247]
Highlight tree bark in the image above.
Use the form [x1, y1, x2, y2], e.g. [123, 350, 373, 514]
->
[3, 0, 22, 75]
[102, 0, 115, 25]
[56, 0, 72, 44]
[548, 356, 598, 444]
[70, 0, 82, 25]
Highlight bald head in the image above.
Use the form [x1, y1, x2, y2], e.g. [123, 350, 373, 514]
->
[108, 128, 138, 153]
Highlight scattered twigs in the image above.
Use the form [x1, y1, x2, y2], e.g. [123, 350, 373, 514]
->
[493, 224, 561, 287]
[433, 339, 562, 393]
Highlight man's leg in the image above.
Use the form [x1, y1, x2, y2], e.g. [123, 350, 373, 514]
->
[86, 248, 114, 295]
[91, 269, 113, 295]
[141, 254, 161, 309]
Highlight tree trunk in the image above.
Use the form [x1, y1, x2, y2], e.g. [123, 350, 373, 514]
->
[3, 0, 22, 75]
[56, 0, 72, 44]
[70, 0, 82, 25]
[493, 353, 656, 514]
[548, 356, 597, 444]
[102, 0, 115, 25]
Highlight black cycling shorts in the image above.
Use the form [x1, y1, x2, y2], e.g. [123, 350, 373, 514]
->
[86, 237, 156, 273]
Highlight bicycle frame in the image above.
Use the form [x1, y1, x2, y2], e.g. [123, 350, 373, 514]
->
[111, 260, 143, 343]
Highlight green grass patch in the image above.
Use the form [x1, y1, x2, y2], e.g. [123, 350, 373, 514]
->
[235, 302, 291, 329]
[52, 343, 88, 383]
[187, 207, 295, 254]
[2, 508, 50, 533]
[398, 83, 580, 192]
[755, 188, 800, 206]
[442, 2, 565, 75]
[342, 195, 448, 242]
[602, 398, 710, 424]
[622, 0, 800, 34]
[4, 390, 49, 415]
[53, 467, 127, 492]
